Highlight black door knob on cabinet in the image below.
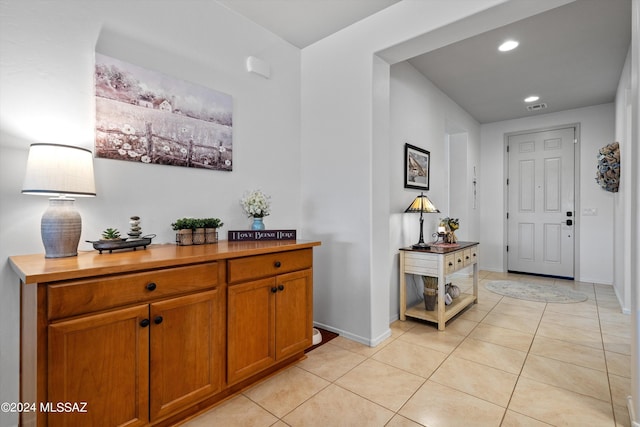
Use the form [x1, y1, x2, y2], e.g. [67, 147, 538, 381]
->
[278, 284, 284, 291]
[154, 316, 163, 325]
[146, 282, 157, 291]
[140, 319, 150, 327]
[274, 261, 282, 268]
[271, 287, 278, 293]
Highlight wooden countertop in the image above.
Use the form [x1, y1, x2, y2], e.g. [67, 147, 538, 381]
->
[9, 240, 321, 284]
[399, 241, 479, 254]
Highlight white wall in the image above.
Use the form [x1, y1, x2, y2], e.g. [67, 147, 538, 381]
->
[479, 103, 615, 285]
[627, 0, 639, 421]
[0, 2, 301, 426]
[301, 0, 577, 345]
[389, 61, 481, 314]
[614, 48, 633, 314]
[301, 0, 510, 346]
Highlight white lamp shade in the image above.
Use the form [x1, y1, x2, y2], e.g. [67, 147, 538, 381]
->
[22, 143, 96, 197]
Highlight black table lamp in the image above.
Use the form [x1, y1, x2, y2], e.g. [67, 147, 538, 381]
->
[404, 192, 439, 249]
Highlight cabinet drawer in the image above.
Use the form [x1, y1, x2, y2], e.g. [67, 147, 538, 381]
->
[470, 246, 478, 264]
[463, 249, 472, 266]
[48, 262, 218, 320]
[228, 249, 312, 284]
[445, 254, 457, 275]
[403, 252, 438, 276]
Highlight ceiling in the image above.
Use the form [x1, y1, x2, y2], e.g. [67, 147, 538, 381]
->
[217, 0, 401, 49]
[217, 0, 631, 124]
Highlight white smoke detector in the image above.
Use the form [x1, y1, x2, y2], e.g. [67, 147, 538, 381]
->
[526, 103, 548, 112]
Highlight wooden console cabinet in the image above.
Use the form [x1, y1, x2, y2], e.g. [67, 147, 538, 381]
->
[9, 240, 320, 427]
[227, 249, 313, 384]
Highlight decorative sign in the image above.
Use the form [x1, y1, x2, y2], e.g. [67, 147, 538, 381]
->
[228, 230, 297, 241]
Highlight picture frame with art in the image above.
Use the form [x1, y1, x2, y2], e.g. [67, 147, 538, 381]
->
[94, 53, 233, 172]
[404, 143, 430, 190]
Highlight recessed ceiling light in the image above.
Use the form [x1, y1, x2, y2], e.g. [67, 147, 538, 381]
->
[524, 95, 540, 103]
[498, 40, 519, 52]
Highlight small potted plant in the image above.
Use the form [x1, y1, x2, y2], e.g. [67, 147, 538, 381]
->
[172, 218, 195, 246]
[440, 217, 460, 243]
[101, 228, 122, 241]
[202, 218, 223, 244]
[192, 218, 206, 245]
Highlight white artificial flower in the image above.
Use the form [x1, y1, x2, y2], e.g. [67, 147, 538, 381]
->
[241, 190, 271, 218]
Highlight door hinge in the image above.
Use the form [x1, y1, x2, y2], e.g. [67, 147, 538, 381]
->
[506, 178, 509, 185]
[506, 245, 509, 252]
[506, 212, 509, 219]
[506, 145, 510, 152]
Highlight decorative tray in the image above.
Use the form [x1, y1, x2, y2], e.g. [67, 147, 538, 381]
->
[86, 234, 156, 254]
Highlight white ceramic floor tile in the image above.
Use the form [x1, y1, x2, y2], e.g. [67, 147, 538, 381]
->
[183, 271, 627, 427]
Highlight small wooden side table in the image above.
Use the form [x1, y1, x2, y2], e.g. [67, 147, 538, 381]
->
[399, 242, 479, 330]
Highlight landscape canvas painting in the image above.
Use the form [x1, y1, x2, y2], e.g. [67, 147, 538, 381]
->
[95, 53, 233, 171]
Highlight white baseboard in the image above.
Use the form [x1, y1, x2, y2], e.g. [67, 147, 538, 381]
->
[313, 322, 392, 347]
[628, 395, 640, 427]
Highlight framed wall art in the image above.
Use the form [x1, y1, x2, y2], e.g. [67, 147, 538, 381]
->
[404, 143, 430, 190]
[94, 53, 233, 171]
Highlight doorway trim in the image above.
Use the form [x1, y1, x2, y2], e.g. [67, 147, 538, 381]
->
[502, 122, 581, 279]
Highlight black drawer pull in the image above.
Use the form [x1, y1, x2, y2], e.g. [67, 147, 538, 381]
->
[466, 256, 470, 260]
[278, 284, 285, 291]
[146, 282, 157, 291]
[154, 316, 163, 325]
[274, 261, 282, 268]
[140, 319, 150, 327]
[271, 287, 278, 293]
[448, 262, 453, 266]
[458, 258, 462, 263]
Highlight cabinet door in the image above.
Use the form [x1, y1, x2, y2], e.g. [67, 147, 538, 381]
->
[48, 305, 149, 427]
[275, 269, 313, 360]
[227, 277, 276, 384]
[150, 289, 223, 420]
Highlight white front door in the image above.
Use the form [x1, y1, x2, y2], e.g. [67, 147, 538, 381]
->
[507, 127, 575, 278]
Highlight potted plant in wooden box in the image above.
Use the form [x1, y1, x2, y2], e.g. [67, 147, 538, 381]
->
[172, 218, 195, 246]
[192, 218, 206, 245]
[202, 218, 223, 244]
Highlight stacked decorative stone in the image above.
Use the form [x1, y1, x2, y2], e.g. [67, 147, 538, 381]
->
[595, 142, 620, 193]
[128, 216, 142, 239]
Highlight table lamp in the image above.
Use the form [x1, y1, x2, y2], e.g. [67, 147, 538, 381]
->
[22, 143, 96, 258]
[404, 192, 439, 249]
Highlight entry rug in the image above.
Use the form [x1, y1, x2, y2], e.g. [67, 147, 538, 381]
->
[485, 280, 588, 303]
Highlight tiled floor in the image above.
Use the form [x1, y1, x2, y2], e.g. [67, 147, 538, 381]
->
[181, 271, 631, 426]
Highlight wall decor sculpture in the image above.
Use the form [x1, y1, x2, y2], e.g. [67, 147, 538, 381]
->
[595, 141, 620, 193]
[95, 53, 233, 171]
